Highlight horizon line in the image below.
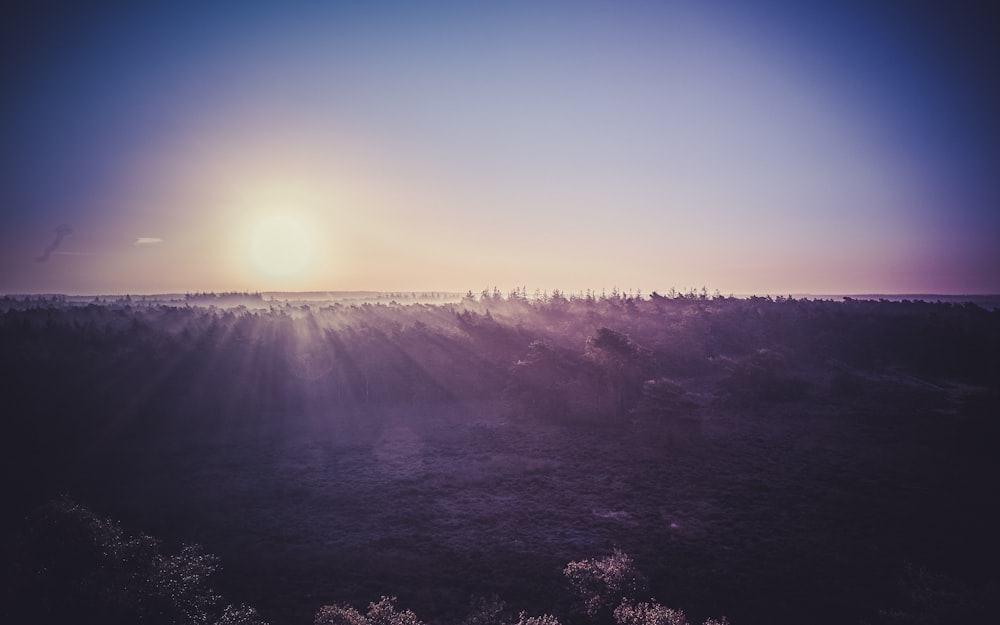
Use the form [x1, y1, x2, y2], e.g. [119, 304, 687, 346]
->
[4, 289, 999, 300]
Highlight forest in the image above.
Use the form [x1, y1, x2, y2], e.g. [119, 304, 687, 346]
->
[1, 290, 998, 625]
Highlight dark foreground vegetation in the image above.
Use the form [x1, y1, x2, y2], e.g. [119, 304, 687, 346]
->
[1, 291, 998, 624]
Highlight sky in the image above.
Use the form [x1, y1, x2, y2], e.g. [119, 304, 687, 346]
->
[1, 0, 997, 296]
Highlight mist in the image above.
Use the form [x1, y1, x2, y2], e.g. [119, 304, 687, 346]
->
[2, 291, 998, 625]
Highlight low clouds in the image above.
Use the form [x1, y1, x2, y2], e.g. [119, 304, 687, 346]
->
[134, 237, 163, 246]
[36, 224, 73, 262]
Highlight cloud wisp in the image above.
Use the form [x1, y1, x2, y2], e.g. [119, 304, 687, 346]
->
[134, 237, 164, 246]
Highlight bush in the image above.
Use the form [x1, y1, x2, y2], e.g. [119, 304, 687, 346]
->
[564, 551, 730, 625]
[563, 549, 649, 619]
[315, 603, 369, 625]
[316, 597, 422, 625]
[513, 612, 561, 625]
[9, 497, 262, 625]
[613, 601, 687, 625]
[216, 604, 270, 625]
[367, 596, 423, 625]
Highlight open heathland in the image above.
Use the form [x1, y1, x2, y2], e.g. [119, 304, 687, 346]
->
[2, 292, 998, 625]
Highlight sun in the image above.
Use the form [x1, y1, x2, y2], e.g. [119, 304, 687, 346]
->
[248, 214, 314, 277]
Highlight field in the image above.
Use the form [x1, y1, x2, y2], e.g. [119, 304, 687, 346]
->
[2, 292, 998, 625]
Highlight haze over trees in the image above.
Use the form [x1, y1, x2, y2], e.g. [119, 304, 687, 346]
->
[1, 291, 998, 625]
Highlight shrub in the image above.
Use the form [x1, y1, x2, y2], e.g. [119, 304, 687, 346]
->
[216, 604, 270, 625]
[367, 596, 423, 625]
[316, 596, 422, 625]
[11, 497, 258, 625]
[613, 601, 687, 625]
[614, 600, 730, 625]
[315, 603, 369, 625]
[513, 612, 561, 625]
[563, 548, 649, 619]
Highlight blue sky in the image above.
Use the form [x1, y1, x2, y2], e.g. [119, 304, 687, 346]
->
[1, 1, 997, 294]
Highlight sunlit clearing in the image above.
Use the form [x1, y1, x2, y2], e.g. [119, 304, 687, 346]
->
[249, 214, 313, 277]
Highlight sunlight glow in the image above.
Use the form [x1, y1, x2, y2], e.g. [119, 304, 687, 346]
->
[249, 214, 314, 277]
[1, 2, 996, 295]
